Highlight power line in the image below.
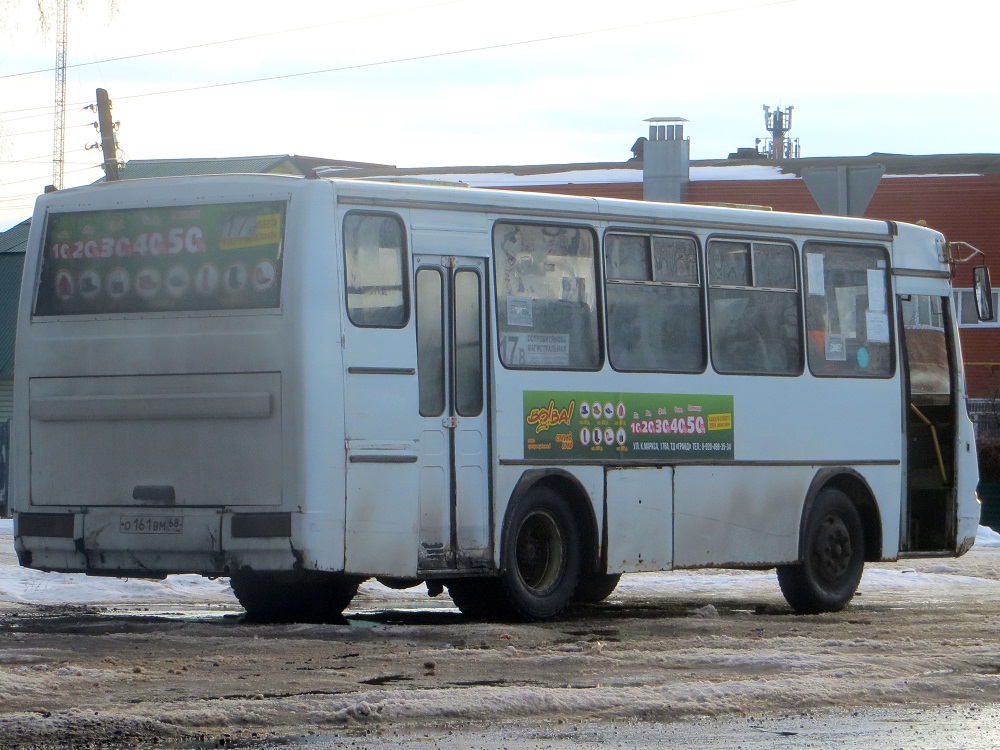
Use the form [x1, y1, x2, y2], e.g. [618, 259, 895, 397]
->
[0, 0, 470, 81]
[0, 111, 58, 125]
[5, 122, 93, 139]
[0, 193, 43, 204]
[0, 154, 54, 164]
[1, 164, 99, 189]
[121, 1, 805, 104]
[0, 0, 798, 118]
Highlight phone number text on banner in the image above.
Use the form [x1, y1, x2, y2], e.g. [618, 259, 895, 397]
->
[523, 391, 735, 461]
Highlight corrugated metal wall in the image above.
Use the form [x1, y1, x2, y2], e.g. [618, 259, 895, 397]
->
[0, 380, 11, 420]
[0, 253, 24, 379]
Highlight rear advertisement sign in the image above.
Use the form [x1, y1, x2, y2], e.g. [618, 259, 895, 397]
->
[523, 390, 735, 461]
[35, 201, 285, 316]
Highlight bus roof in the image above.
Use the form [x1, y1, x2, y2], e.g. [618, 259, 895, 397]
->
[326, 176, 902, 242]
[33, 171, 937, 251]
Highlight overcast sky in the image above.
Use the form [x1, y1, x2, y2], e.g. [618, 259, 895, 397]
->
[1, 0, 997, 230]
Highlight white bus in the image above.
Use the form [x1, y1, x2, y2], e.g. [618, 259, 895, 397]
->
[11, 174, 989, 622]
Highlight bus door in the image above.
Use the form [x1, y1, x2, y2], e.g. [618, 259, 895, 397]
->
[413, 255, 492, 571]
[899, 293, 957, 552]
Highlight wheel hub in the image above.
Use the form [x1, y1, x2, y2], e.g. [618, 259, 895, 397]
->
[515, 509, 564, 593]
[813, 514, 853, 583]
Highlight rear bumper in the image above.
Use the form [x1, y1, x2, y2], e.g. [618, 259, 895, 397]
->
[15, 508, 303, 577]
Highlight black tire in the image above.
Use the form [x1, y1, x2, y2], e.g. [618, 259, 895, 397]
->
[446, 578, 507, 620]
[574, 572, 622, 604]
[497, 486, 581, 621]
[375, 577, 423, 590]
[230, 570, 361, 623]
[777, 488, 865, 614]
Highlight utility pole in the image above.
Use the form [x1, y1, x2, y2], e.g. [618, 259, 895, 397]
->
[52, 0, 69, 189]
[95, 88, 121, 181]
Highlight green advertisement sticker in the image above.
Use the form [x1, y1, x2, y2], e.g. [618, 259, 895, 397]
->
[523, 391, 734, 461]
[35, 201, 285, 316]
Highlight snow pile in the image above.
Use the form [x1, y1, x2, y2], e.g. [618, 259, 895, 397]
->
[975, 524, 1000, 547]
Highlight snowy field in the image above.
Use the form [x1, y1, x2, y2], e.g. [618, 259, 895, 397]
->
[3, 519, 1000, 749]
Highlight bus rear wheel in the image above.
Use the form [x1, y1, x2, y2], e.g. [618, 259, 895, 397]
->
[574, 572, 622, 604]
[446, 578, 506, 620]
[777, 488, 864, 614]
[498, 486, 581, 621]
[230, 570, 361, 623]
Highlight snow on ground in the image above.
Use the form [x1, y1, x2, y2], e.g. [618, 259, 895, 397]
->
[1, 517, 998, 607]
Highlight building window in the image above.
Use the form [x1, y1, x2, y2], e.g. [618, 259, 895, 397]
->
[953, 289, 1000, 328]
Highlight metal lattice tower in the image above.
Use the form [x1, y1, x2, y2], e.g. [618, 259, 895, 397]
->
[52, 0, 68, 189]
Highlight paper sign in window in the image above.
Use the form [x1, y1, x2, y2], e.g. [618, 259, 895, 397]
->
[866, 311, 890, 343]
[867, 269, 887, 312]
[807, 253, 826, 296]
[826, 334, 847, 361]
[507, 296, 534, 327]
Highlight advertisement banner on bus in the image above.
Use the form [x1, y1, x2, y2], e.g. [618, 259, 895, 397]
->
[34, 201, 286, 316]
[523, 390, 734, 461]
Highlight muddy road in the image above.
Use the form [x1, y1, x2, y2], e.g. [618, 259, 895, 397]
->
[2, 547, 1000, 749]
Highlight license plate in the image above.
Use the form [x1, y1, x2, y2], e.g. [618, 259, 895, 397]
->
[119, 516, 184, 534]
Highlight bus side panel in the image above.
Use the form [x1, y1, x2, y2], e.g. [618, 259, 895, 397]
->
[673, 464, 901, 567]
[277, 182, 348, 572]
[605, 466, 673, 572]
[673, 465, 804, 568]
[342, 369, 422, 578]
[344, 461, 420, 576]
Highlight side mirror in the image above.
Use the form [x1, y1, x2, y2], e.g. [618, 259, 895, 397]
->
[974, 265, 995, 322]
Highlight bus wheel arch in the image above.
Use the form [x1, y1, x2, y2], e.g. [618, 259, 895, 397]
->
[802, 468, 883, 562]
[506, 469, 601, 574]
[498, 470, 599, 620]
[778, 469, 878, 614]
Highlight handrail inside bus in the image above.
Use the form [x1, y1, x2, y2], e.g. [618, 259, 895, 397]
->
[909, 403, 949, 485]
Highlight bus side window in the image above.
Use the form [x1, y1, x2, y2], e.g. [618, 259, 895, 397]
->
[343, 212, 409, 328]
[494, 222, 600, 370]
[708, 240, 802, 376]
[605, 232, 705, 373]
[803, 243, 893, 378]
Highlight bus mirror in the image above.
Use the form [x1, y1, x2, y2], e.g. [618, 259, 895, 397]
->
[974, 265, 995, 322]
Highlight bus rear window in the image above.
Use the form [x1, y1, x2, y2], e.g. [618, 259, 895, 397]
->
[34, 201, 286, 316]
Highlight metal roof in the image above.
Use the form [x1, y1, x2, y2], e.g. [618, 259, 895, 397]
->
[320, 152, 1000, 184]
[0, 220, 29, 255]
[112, 154, 393, 181]
[695, 152, 1000, 177]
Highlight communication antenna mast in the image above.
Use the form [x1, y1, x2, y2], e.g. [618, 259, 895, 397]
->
[52, 0, 69, 189]
[762, 105, 799, 159]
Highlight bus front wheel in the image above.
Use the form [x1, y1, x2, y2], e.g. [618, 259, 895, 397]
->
[777, 488, 864, 614]
[498, 486, 581, 621]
